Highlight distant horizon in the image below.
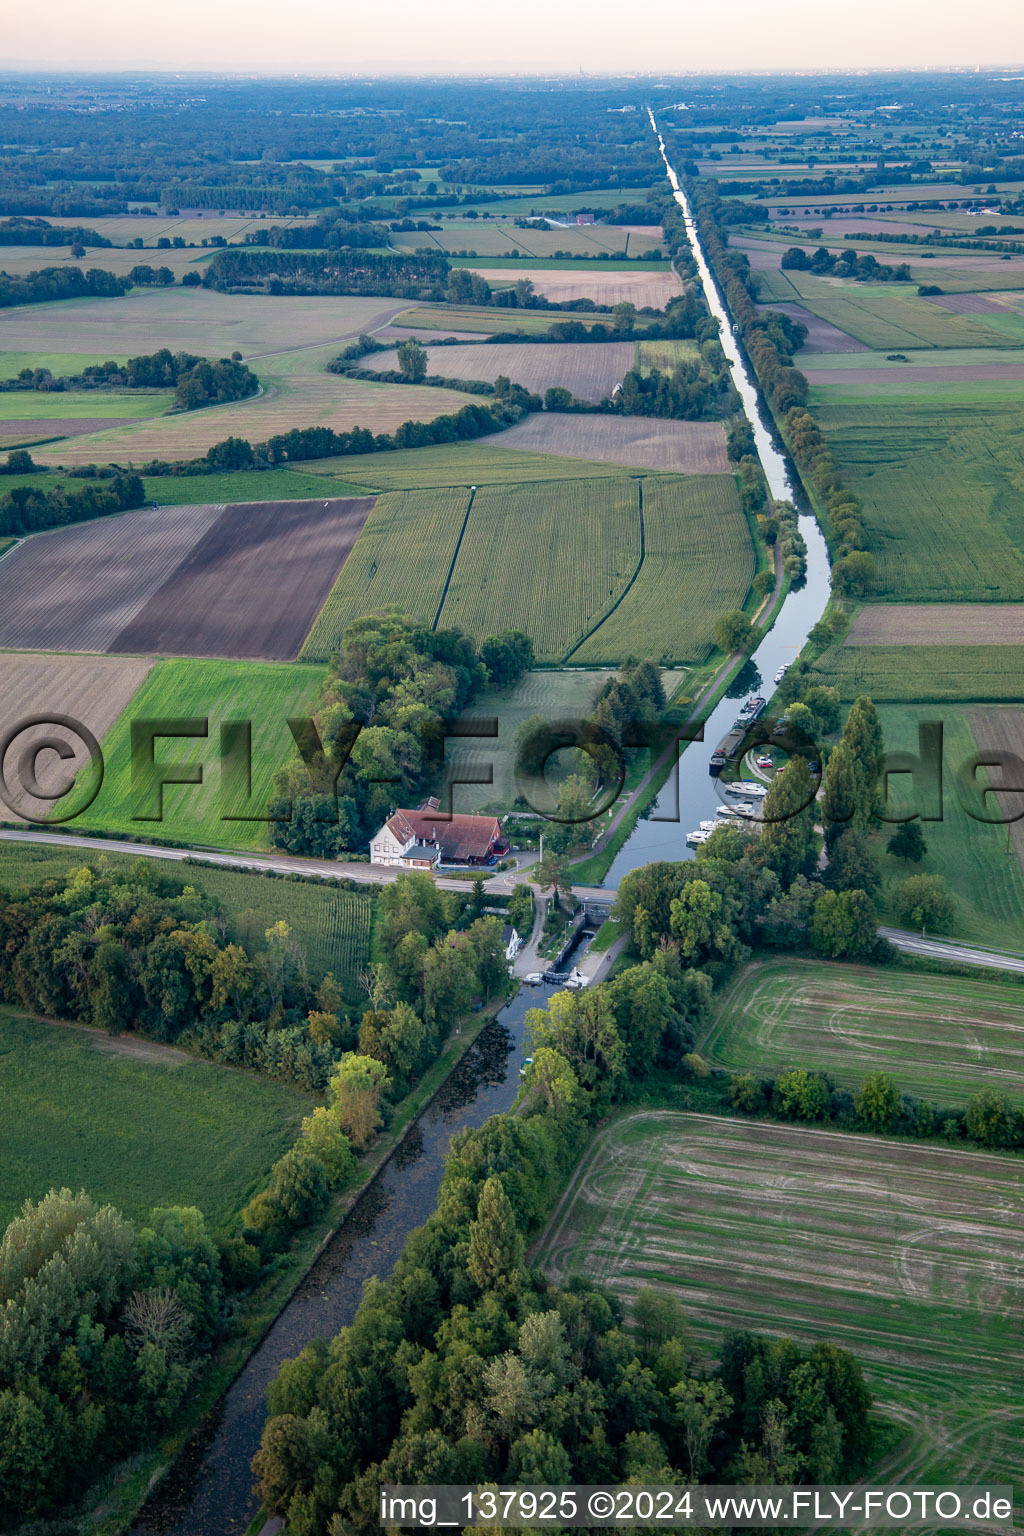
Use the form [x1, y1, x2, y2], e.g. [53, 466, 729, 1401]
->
[6, 0, 1024, 78]
[4, 62, 1024, 78]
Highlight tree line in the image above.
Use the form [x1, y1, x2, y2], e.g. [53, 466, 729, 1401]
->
[0, 348, 259, 411]
[680, 173, 875, 598]
[0, 215, 112, 247]
[204, 246, 451, 300]
[0, 265, 131, 310]
[0, 472, 145, 540]
[781, 246, 912, 282]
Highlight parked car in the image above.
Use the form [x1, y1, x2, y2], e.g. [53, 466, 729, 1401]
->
[757, 755, 774, 770]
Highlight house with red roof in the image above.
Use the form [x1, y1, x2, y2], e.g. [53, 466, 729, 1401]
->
[370, 798, 509, 869]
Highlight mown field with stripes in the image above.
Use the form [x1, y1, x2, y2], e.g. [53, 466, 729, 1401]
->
[702, 958, 1024, 1106]
[540, 1112, 1024, 1513]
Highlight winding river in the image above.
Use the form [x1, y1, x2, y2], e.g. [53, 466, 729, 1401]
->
[603, 116, 833, 886]
[132, 986, 554, 1536]
[131, 115, 831, 1536]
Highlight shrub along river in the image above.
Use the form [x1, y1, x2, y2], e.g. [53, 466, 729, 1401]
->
[132, 986, 554, 1535]
[603, 118, 832, 886]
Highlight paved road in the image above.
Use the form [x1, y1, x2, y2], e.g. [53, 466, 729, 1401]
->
[878, 925, 1024, 974]
[6, 829, 1024, 977]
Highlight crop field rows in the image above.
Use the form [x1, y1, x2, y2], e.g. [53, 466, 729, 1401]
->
[469, 267, 682, 309]
[437, 478, 643, 660]
[815, 398, 1024, 602]
[703, 958, 1024, 1105]
[573, 475, 754, 664]
[477, 412, 733, 474]
[540, 1112, 1024, 1501]
[391, 220, 664, 259]
[304, 473, 751, 665]
[806, 641, 1024, 700]
[301, 487, 472, 658]
[0, 497, 375, 661]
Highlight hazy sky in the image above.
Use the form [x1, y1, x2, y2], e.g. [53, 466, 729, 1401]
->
[6, 0, 1024, 74]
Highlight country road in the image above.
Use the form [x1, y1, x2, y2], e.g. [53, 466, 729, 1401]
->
[4, 827, 1024, 975]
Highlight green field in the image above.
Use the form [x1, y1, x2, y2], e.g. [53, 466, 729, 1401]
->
[0, 1007, 313, 1230]
[636, 338, 701, 372]
[0, 841, 374, 990]
[437, 478, 642, 661]
[573, 475, 754, 664]
[0, 351, 131, 379]
[540, 1111, 1024, 1498]
[816, 398, 1024, 601]
[704, 958, 1024, 1105]
[757, 269, 1023, 348]
[71, 657, 325, 849]
[145, 468, 376, 503]
[0, 389, 174, 420]
[876, 703, 1024, 950]
[441, 665, 689, 812]
[805, 641, 1024, 701]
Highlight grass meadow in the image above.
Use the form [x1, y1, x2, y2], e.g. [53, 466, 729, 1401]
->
[0, 1007, 313, 1230]
[70, 657, 325, 850]
[540, 1111, 1024, 1499]
[703, 958, 1024, 1105]
[804, 641, 1024, 701]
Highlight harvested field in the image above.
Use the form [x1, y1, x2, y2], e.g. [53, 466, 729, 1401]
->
[755, 299, 870, 352]
[34, 368, 477, 468]
[705, 958, 1024, 1105]
[469, 267, 682, 309]
[475, 413, 731, 473]
[438, 478, 643, 661]
[395, 303, 604, 336]
[392, 220, 662, 259]
[540, 1111, 1024, 1500]
[300, 488, 471, 661]
[0, 244, 209, 281]
[847, 604, 1024, 645]
[573, 475, 753, 664]
[0, 503, 225, 653]
[0, 418, 139, 442]
[0, 288, 407, 363]
[364, 341, 634, 402]
[924, 292, 1017, 316]
[43, 214, 313, 245]
[0, 653, 153, 823]
[108, 496, 375, 661]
